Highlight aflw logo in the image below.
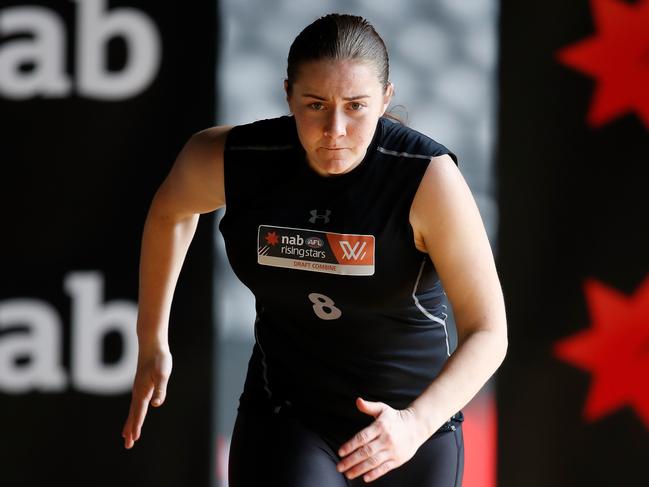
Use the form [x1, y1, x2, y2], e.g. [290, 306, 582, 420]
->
[339, 241, 367, 260]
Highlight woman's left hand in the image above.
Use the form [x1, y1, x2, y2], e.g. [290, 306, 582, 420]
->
[336, 397, 425, 483]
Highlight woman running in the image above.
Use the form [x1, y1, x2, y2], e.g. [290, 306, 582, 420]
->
[122, 13, 507, 487]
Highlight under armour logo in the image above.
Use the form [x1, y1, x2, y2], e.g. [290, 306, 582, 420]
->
[309, 209, 331, 224]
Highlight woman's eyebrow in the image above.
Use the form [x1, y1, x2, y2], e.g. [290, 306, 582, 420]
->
[301, 93, 370, 100]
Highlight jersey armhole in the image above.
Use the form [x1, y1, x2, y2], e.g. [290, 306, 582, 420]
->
[445, 151, 459, 167]
[221, 125, 241, 208]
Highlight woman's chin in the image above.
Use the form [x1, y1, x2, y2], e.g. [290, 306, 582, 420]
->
[310, 156, 358, 176]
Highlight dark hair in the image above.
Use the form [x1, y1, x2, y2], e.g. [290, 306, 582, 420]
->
[286, 13, 405, 124]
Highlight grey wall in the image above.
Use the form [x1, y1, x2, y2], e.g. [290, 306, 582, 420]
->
[212, 1, 499, 486]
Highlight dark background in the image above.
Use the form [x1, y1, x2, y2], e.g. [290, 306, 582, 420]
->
[497, 0, 649, 485]
[0, 1, 217, 485]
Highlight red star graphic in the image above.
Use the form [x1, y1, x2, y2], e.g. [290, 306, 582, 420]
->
[556, 0, 649, 130]
[265, 231, 279, 246]
[554, 275, 649, 430]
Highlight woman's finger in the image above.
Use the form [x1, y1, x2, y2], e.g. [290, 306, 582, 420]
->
[343, 449, 393, 480]
[131, 390, 153, 436]
[336, 438, 383, 473]
[338, 422, 381, 457]
[361, 459, 397, 483]
[123, 384, 153, 448]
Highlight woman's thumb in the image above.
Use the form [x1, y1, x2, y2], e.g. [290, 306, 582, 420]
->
[356, 397, 384, 417]
[151, 376, 169, 407]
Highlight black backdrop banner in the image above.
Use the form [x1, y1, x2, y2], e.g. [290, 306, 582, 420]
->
[497, 0, 649, 485]
[0, 1, 216, 485]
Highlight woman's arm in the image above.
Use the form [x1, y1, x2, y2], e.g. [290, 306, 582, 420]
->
[406, 153, 508, 440]
[134, 126, 231, 347]
[122, 125, 232, 449]
[335, 153, 507, 482]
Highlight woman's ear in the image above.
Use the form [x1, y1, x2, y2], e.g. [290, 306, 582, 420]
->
[382, 82, 394, 114]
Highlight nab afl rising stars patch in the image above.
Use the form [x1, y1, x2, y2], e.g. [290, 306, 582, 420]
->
[257, 225, 375, 276]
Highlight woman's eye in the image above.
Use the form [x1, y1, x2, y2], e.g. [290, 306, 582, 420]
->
[349, 102, 363, 110]
[308, 102, 324, 110]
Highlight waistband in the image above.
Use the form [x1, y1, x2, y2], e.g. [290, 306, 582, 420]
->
[435, 410, 464, 434]
[239, 399, 464, 437]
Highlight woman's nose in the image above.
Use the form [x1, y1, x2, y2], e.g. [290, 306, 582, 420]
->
[323, 111, 346, 138]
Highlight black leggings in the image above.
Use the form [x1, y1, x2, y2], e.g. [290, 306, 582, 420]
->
[228, 407, 464, 487]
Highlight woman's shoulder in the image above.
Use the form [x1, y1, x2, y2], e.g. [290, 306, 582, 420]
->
[224, 114, 298, 149]
[378, 117, 458, 166]
[191, 124, 234, 146]
[188, 115, 295, 151]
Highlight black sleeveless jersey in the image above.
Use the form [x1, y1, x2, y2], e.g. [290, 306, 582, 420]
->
[219, 114, 462, 442]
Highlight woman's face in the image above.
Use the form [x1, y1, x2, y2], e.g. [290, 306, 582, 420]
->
[285, 59, 393, 177]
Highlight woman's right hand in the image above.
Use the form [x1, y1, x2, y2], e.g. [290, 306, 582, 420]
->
[122, 346, 173, 449]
